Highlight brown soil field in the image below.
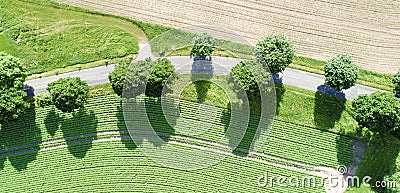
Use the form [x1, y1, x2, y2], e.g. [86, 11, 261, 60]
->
[56, 0, 400, 73]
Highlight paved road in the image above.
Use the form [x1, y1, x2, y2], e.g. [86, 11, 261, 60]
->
[25, 44, 380, 100]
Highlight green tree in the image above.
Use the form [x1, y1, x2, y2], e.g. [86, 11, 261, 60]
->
[393, 70, 400, 94]
[0, 52, 27, 88]
[228, 60, 271, 100]
[255, 35, 295, 74]
[352, 92, 400, 133]
[145, 58, 177, 97]
[123, 58, 177, 98]
[0, 52, 29, 122]
[47, 77, 89, 112]
[0, 88, 31, 122]
[324, 55, 358, 91]
[108, 61, 130, 96]
[190, 33, 215, 58]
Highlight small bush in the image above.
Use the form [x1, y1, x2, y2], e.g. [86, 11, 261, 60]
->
[393, 71, 400, 93]
[35, 93, 52, 108]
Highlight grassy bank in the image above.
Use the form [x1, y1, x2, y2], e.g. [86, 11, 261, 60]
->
[27, 55, 135, 80]
[0, 0, 141, 75]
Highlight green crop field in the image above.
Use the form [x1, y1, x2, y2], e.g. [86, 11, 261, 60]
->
[0, 95, 353, 192]
[2, 1, 396, 192]
[0, 0, 142, 75]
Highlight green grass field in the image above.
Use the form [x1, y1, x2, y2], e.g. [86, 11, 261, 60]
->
[0, 0, 142, 75]
[0, 33, 18, 55]
[0, 95, 352, 192]
[89, 73, 360, 138]
[149, 28, 254, 59]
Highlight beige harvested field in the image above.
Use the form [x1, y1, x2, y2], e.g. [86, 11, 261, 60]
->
[56, 0, 400, 73]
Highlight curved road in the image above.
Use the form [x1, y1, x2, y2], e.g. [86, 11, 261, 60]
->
[25, 44, 380, 100]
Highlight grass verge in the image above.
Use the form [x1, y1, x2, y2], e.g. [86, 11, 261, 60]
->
[290, 56, 395, 91]
[27, 55, 135, 80]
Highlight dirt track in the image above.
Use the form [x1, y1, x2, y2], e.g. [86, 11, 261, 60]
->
[56, 0, 400, 73]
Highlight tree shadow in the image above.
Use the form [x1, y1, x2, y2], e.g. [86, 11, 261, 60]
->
[0, 150, 5, 170]
[121, 97, 179, 148]
[314, 84, 351, 169]
[23, 84, 35, 97]
[144, 97, 178, 145]
[221, 64, 273, 157]
[355, 137, 400, 192]
[0, 108, 41, 171]
[44, 107, 60, 137]
[116, 101, 137, 150]
[335, 134, 359, 172]
[60, 108, 98, 158]
[314, 84, 346, 130]
[273, 76, 285, 115]
[233, 113, 261, 156]
[194, 80, 212, 103]
[221, 100, 262, 156]
[191, 58, 214, 103]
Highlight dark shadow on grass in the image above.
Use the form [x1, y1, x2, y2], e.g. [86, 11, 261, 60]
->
[0, 151, 5, 170]
[0, 108, 41, 171]
[335, 134, 356, 170]
[121, 97, 179, 148]
[44, 107, 60, 137]
[233, 113, 260, 156]
[191, 58, 214, 103]
[117, 101, 137, 150]
[60, 108, 98, 158]
[194, 80, 212, 103]
[145, 97, 178, 145]
[221, 100, 262, 156]
[274, 81, 285, 115]
[355, 137, 400, 192]
[314, 84, 346, 130]
[314, 84, 350, 169]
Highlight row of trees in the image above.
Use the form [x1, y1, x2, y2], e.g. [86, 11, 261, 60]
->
[108, 58, 177, 98]
[188, 33, 359, 93]
[187, 34, 400, 139]
[1, 32, 399, 138]
[0, 52, 90, 124]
